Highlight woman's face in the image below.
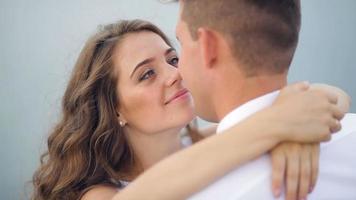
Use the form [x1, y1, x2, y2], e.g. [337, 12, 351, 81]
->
[114, 31, 195, 134]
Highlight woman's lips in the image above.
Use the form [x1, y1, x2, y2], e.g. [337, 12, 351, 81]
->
[165, 89, 189, 104]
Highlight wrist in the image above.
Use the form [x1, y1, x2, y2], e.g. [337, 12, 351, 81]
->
[243, 107, 284, 147]
[259, 107, 287, 145]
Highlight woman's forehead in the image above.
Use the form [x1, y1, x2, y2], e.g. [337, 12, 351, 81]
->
[114, 32, 171, 69]
[121, 32, 169, 57]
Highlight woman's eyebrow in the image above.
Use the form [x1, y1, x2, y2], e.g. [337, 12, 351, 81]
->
[130, 47, 176, 78]
[165, 47, 176, 55]
[130, 58, 154, 78]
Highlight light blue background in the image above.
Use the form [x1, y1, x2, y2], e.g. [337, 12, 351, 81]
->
[1, 1, 355, 199]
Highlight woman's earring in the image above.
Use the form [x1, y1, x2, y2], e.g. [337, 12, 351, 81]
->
[117, 112, 126, 127]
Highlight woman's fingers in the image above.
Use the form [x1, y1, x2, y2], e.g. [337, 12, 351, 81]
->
[310, 144, 320, 193]
[271, 143, 321, 200]
[325, 91, 338, 105]
[273, 85, 343, 143]
[331, 104, 345, 121]
[289, 81, 310, 92]
[310, 83, 351, 114]
[329, 118, 342, 133]
[298, 146, 312, 200]
[271, 149, 286, 198]
[285, 146, 300, 200]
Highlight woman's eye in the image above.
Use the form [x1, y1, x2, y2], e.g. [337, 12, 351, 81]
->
[168, 57, 179, 67]
[139, 69, 155, 82]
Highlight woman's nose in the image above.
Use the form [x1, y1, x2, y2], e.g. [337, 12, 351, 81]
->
[165, 65, 182, 87]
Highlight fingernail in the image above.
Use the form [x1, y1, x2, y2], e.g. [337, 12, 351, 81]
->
[273, 188, 281, 197]
[309, 185, 314, 193]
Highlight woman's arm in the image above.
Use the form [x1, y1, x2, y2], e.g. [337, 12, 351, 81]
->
[111, 83, 342, 200]
[115, 112, 284, 200]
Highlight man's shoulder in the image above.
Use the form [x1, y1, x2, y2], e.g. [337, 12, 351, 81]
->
[309, 113, 356, 200]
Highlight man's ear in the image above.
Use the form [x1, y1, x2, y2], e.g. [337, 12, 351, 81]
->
[197, 27, 218, 69]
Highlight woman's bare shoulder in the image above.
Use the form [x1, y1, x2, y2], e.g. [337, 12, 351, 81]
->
[81, 185, 119, 200]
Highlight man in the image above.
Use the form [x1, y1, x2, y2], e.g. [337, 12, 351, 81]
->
[174, 0, 356, 199]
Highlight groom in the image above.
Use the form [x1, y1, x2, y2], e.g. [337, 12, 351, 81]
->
[172, 0, 356, 199]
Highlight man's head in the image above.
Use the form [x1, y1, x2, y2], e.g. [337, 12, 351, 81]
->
[175, 0, 301, 121]
[177, 0, 301, 74]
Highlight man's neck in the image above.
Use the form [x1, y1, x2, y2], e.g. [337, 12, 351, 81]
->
[214, 73, 287, 121]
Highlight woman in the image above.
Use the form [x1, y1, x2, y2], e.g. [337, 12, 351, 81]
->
[32, 19, 349, 200]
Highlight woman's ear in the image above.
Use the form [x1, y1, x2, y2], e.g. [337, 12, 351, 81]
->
[116, 111, 128, 127]
[197, 27, 218, 69]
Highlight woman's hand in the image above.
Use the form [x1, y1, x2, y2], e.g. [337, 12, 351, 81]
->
[310, 83, 351, 114]
[269, 82, 344, 143]
[268, 82, 349, 200]
[270, 142, 319, 200]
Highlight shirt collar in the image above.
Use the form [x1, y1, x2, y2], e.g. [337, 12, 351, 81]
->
[216, 90, 280, 133]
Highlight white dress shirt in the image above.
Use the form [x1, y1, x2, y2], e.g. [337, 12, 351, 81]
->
[188, 91, 356, 200]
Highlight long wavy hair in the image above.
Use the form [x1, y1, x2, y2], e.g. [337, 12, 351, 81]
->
[32, 19, 203, 200]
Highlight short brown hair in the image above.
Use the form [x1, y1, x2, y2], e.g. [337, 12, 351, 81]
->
[179, 0, 301, 76]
